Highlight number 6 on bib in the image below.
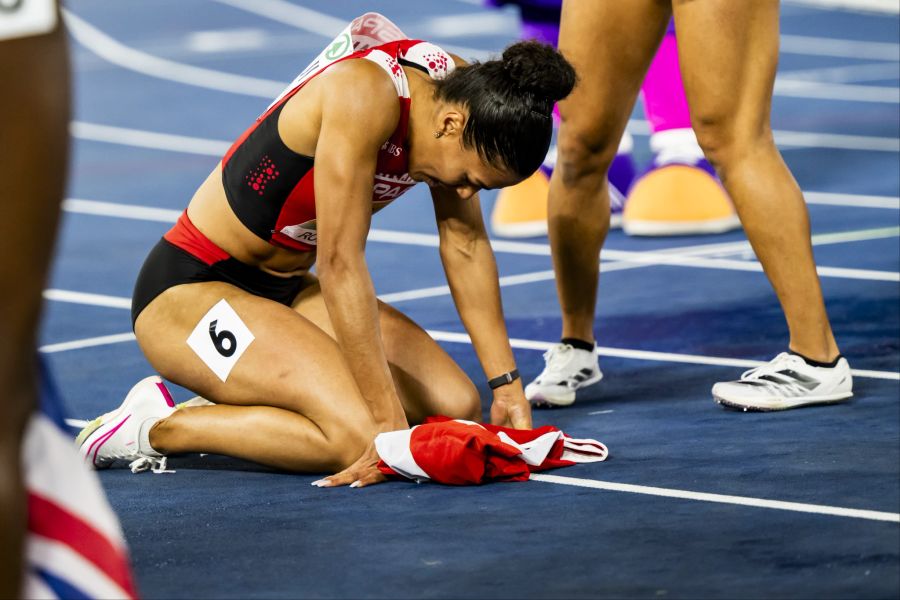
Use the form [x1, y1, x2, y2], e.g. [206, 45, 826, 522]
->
[187, 299, 255, 382]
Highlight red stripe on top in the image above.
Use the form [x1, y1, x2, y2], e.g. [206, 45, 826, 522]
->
[163, 211, 230, 266]
[28, 492, 137, 599]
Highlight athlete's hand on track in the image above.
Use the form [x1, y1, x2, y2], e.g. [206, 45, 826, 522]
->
[311, 440, 388, 489]
[490, 384, 532, 430]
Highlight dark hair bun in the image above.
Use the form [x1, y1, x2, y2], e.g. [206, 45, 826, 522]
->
[501, 40, 576, 105]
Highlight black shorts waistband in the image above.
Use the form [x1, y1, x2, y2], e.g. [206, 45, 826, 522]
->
[131, 238, 305, 328]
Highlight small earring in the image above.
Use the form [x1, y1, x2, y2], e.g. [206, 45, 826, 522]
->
[433, 131, 443, 138]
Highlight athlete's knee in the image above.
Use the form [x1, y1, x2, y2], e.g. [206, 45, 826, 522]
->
[316, 408, 376, 471]
[327, 422, 371, 471]
[691, 112, 771, 178]
[555, 125, 620, 188]
[443, 379, 482, 423]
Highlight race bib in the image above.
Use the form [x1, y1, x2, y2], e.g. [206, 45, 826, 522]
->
[187, 299, 255, 382]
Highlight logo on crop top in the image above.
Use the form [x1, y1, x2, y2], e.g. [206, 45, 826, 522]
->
[373, 172, 415, 201]
[381, 140, 402, 157]
[246, 155, 280, 196]
[325, 33, 351, 60]
[279, 220, 318, 246]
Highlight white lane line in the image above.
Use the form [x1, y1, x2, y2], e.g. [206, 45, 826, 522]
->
[372, 230, 900, 282]
[36, 321, 900, 381]
[783, 0, 900, 15]
[43, 289, 132, 310]
[805, 191, 900, 209]
[529, 473, 900, 523]
[774, 78, 899, 104]
[186, 28, 268, 54]
[62, 9, 283, 99]
[70, 122, 230, 157]
[39, 332, 136, 354]
[428, 330, 900, 381]
[211, 0, 346, 36]
[780, 34, 900, 61]
[64, 198, 182, 223]
[782, 62, 900, 85]
[59, 198, 900, 282]
[770, 129, 900, 152]
[71, 118, 900, 156]
[68, 5, 900, 107]
[632, 118, 900, 152]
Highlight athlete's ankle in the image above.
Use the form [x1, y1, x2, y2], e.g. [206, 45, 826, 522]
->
[146, 417, 172, 455]
[787, 345, 842, 367]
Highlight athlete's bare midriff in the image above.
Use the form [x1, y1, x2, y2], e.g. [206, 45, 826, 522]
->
[186, 164, 317, 278]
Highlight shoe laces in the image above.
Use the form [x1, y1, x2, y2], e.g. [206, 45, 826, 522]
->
[542, 344, 579, 376]
[129, 455, 175, 474]
[736, 353, 816, 396]
[739, 353, 802, 381]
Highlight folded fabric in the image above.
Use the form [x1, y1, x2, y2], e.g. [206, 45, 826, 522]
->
[375, 416, 608, 485]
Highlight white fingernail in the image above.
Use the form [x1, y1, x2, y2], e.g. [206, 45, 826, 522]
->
[350, 480, 361, 488]
[311, 479, 324, 486]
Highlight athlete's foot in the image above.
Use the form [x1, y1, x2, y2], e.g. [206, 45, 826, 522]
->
[712, 352, 853, 412]
[77, 375, 176, 471]
[525, 343, 603, 407]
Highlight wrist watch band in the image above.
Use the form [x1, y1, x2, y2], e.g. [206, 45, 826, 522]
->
[488, 369, 520, 390]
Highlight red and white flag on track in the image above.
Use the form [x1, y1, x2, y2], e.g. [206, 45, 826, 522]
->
[375, 417, 608, 485]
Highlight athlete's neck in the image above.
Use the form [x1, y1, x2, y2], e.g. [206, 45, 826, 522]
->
[404, 66, 439, 155]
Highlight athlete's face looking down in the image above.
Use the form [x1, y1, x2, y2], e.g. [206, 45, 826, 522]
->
[408, 108, 522, 200]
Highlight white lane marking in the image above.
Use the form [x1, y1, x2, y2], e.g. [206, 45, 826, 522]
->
[39, 332, 136, 354]
[805, 192, 900, 209]
[783, 0, 900, 15]
[427, 330, 900, 381]
[417, 12, 518, 38]
[211, 0, 345, 35]
[35, 321, 900, 381]
[186, 28, 267, 54]
[71, 118, 900, 156]
[62, 9, 283, 98]
[361, 230, 900, 282]
[68, 4, 900, 107]
[774, 78, 899, 104]
[43, 289, 132, 310]
[780, 34, 900, 61]
[65, 418, 89, 428]
[70, 121, 230, 157]
[529, 474, 900, 523]
[769, 129, 899, 152]
[782, 62, 900, 85]
[60, 198, 900, 282]
[64, 198, 182, 223]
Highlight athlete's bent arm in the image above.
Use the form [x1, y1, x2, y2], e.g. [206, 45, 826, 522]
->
[432, 186, 532, 429]
[309, 62, 406, 485]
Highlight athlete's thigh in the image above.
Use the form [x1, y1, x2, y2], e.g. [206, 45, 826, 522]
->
[291, 282, 479, 424]
[672, 0, 779, 135]
[135, 281, 367, 427]
[557, 0, 671, 143]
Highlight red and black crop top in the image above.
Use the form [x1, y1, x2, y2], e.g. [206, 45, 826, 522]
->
[220, 38, 455, 252]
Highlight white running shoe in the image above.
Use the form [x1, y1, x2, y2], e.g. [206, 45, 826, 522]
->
[712, 352, 853, 412]
[525, 343, 603, 407]
[76, 375, 176, 472]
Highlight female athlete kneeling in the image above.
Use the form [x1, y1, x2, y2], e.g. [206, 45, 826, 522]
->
[77, 14, 576, 488]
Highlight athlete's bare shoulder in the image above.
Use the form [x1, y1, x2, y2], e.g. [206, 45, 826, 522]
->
[280, 57, 401, 156]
